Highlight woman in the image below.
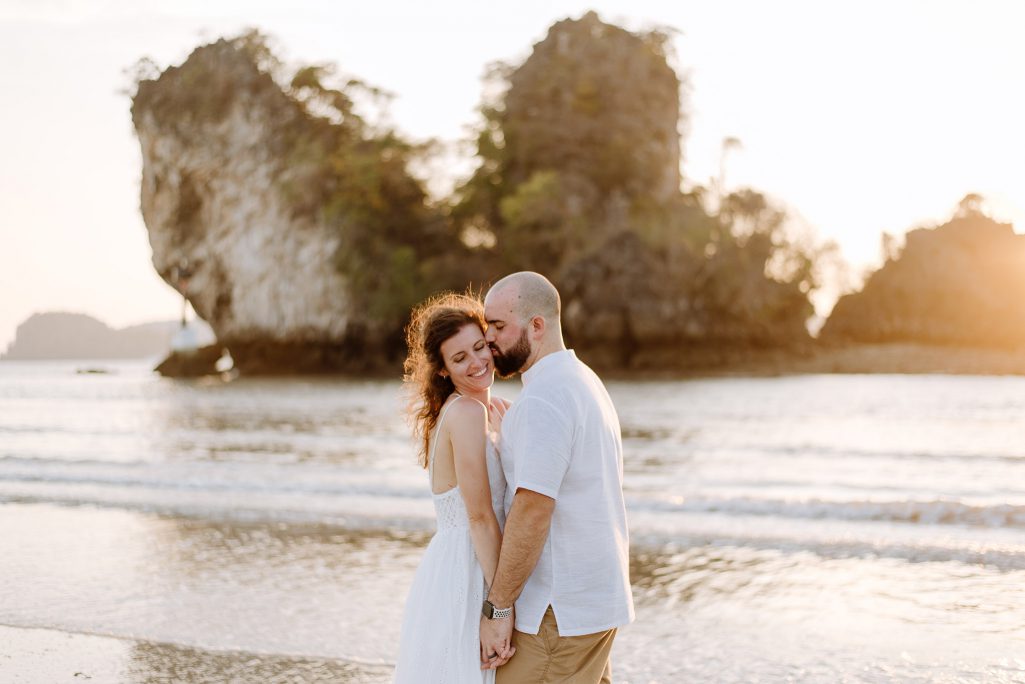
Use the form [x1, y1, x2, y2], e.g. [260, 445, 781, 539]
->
[393, 292, 512, 683]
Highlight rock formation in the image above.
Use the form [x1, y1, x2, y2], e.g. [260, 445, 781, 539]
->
[131, 21, 821, 375]
[455, 12, 814, 366]
[822, 200, 1025, 348]
[131, 33, 442, 375]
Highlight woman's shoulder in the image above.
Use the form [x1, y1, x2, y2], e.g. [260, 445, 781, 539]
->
[446, 395, 488, 423]
[440, 397, 488, 450]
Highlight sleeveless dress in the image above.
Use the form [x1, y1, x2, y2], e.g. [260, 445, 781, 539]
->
[393, 395, 507, 684]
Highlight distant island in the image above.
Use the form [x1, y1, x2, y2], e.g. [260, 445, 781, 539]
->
[823, 195, 1025, 349]
[1, 312, 215, 361]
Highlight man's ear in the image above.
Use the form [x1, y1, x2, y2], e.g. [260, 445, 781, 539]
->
[530, 315, 546, 338]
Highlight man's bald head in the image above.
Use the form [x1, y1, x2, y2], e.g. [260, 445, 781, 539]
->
[484, 272, 566, 376]
[485, 271, 561, 325]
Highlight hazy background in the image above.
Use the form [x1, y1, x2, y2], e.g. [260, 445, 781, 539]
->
[2, 0, 1024, 351]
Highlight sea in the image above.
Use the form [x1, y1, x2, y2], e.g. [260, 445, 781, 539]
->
[1, 359, 1023, 683]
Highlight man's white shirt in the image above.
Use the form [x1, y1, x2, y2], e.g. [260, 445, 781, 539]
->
[499, 349, 635, 637]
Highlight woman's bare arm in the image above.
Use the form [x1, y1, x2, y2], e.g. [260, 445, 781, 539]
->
[448, 400, 503, 588]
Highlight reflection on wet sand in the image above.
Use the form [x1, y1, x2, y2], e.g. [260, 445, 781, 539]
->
[3, 502, 1025, 682]
[150, 515, 429, 581]
[127, 639, 391, 684]
[0, 504, 427, 668]
[630, 545, 787, 604]
[630, 542, 1025, 640]
[0, 624, 391, 684]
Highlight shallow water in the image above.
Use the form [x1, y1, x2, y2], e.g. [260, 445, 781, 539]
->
[1, 360, 1024, 682]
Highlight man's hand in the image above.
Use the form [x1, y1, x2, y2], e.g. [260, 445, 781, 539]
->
[479, 614, 515, 670]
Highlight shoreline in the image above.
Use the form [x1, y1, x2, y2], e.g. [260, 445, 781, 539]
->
[3, 499, 1021, 683]
[0, 623, 393, 683]
[594, 342, 1025, 380]
[7, 342, 1025, 380]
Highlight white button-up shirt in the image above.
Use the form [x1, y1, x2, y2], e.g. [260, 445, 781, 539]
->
[500, 349, 635, 636]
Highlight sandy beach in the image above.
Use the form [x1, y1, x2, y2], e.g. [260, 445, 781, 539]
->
[0, 624, 391, 684]
[2, 362, 1025, 682]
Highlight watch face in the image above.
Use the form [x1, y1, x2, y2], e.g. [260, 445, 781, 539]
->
[482, 600, 494, 619]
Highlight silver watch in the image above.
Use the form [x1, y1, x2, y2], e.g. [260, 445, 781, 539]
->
[482, 599, 513, 620]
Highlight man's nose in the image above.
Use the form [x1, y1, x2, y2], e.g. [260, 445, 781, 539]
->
[484, 328, 495, 342]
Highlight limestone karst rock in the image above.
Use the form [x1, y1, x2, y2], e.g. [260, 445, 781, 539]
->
[131, 21, 821, 375]
[131, 33, 440, 374]
[456, 12, 814, 364]
[822, 204, 1025, 348]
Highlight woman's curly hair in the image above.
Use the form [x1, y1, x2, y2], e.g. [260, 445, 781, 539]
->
[403, 291, 486, 469]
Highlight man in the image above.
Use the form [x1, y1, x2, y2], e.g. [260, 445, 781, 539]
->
[480, 272, 634, 683]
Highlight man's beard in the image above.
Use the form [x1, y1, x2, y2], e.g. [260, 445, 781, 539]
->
[492, 329, 531, 378]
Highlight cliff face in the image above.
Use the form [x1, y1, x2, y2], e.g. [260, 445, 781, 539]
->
[131, 36, 438, 374]
[131, 23, 818, 376]
[132, 39, 354, 373]
[822, 209, 1025, 348]
[456, 12, 814, 364]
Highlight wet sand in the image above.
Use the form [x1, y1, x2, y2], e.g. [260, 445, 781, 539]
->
[0, 624, 391, 683]
[3, 502, 1024, 683]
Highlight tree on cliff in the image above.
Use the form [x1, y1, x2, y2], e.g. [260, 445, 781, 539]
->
[821, 194, 1025, 348]
[455, 13, 682, 276]
[128, 20, 831, 375]
[130, 31, 457, 372]
[454, 12, 820, 365]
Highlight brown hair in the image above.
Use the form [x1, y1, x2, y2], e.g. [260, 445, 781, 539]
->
[403, 291, 486, 469]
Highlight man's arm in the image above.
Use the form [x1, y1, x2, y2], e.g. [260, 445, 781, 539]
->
[479, 487, 555, 669]
[488, 488, 554, 608]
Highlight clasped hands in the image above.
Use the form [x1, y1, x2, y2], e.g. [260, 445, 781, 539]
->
[479, 611, 515, 670]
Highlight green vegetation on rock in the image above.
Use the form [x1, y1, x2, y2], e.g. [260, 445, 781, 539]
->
[130, 31, 459, 369]
[130, 18, 838, 374]
[454, 12, 821, 366]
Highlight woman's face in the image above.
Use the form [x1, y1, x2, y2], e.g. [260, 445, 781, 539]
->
[439, 323, 494, 393]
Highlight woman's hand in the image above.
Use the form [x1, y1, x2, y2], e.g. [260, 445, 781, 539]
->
[488, 397, 511, 434]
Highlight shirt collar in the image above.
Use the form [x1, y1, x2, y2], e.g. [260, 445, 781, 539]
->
[521, 349, 576, 386]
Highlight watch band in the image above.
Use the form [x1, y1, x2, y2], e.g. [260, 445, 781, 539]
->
[482, 599, 513, 620]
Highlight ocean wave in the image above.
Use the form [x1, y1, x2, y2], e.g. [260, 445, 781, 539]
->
[3, 455, 1024, 530]
[0, 455, 425, 500]
[4, 494, 1024, 574]
[728, 443, 1025, 466]
[630, 494, 1025, 528]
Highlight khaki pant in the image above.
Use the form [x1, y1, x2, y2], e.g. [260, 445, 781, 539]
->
[496, 606, 616, 684]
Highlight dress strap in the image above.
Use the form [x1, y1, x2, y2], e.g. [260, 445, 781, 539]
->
[428, 393, 462, 486]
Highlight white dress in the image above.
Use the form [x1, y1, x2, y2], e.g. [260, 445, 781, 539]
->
[394, 395, 507, 684]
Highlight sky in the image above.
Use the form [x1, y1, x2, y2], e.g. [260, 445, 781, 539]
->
[2, 0, 1024, 350]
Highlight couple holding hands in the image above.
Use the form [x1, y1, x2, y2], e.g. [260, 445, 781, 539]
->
[394, 272, 634, 683]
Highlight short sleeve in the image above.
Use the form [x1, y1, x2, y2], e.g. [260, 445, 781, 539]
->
[512, 396, 573, 499]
